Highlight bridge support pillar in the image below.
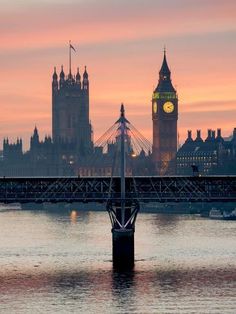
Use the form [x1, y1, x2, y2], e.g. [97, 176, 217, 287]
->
[112, 228, 134, 269]
[107, 199, 139, 270]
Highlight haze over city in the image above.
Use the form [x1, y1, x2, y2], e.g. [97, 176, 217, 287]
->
[0, 0, 235, 149]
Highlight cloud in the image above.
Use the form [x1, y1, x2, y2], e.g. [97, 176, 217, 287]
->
[0, 0, 236, 149]
[180, 100, 236, 113]
[0, 0, 235, 52]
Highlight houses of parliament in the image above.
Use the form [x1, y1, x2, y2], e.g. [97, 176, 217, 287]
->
[0, 51, 236, 176]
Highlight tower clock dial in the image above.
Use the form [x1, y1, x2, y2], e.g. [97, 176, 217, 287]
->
[163, 101, 174, 113]
[153, 101, 157, 114]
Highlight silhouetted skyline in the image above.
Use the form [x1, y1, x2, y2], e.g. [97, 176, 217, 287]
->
[0, 0, 235, 149]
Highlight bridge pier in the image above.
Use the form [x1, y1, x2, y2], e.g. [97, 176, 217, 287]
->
[112, 228, 134, 269]
[107, 200, 139, 269]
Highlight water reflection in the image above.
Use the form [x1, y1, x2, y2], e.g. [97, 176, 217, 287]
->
[153, 213, 179, 228]
[0, 210, 235, 313]
[0, 266, 235, 310]
[44, 208, 92, 224]
[112, 269, 135, 291]
[70, 210, 77, 224]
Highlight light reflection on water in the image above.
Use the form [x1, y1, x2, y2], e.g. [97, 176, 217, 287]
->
[0, 209, 235, 313]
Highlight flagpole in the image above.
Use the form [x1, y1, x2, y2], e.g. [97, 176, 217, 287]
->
[69, 40, 71, 75]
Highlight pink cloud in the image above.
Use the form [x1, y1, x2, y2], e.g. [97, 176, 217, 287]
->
[0, 0, 236, 150]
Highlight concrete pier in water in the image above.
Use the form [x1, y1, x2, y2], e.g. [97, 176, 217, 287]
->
[112, 228, 135, 269]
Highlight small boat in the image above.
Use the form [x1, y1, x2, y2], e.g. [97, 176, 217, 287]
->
[0, 203, 21, 211]
[209, 208, 223, 219]
[209, 208, 236, 220]
[223, 209, 236, 221]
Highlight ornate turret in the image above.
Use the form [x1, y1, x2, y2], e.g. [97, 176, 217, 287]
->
[52, 67, 58, 92]
[33, 126, 38, 136]
[52, 67, 58, 80]
[30, 126, 40, 154]
[68, 68, 74, 82]
[82, 66, 89, 90]
[185, 130, 193, 143]
[59, 65, 65, 88]
[159, 50, 171, 77]
[76, 67, 81, 87]
[154, 50, 176, 93]
[212, 130, 216, 140]
[205, 129, 212, 142]
[195, 130, 203, 142]
[31, 126, 39, 143]
[216, 128, 224, 143]
[3, 138, 7, 150]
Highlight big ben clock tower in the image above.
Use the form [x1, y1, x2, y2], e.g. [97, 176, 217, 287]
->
[152, 50, 178, 175]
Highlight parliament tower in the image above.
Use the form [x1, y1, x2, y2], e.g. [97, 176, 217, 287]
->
[52, 56, 93, 156]
[152, 50, 178, 175]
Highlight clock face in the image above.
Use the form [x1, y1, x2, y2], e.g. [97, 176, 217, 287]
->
[153, 101, 157, 114]
[163, 101, 174, 113]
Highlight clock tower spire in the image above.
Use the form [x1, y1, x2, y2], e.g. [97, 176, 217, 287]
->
[152, 50, 178, 175]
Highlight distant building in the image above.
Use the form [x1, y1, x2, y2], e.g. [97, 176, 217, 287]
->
[177, 128, 236, 175]
[78, 137, 154, 177]
[0, 58, 153, 177]
[1, 50, 235, 177]
[3, 138, 23, 161]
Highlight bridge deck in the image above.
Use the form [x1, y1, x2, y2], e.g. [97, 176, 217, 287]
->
[0, 176, 235, 204]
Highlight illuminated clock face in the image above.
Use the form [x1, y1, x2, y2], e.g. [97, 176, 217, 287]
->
[163, 101, 174, 113]
[153, 101, 157, 114]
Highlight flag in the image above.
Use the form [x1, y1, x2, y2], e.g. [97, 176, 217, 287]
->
[70, 43, 76, 52]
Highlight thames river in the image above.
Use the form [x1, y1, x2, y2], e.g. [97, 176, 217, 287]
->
[0, 208, 235, 313]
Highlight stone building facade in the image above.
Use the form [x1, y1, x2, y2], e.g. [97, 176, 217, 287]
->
[177, 128, 236, 175]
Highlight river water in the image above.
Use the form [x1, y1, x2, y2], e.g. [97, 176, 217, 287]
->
[0, 208, 235, 313]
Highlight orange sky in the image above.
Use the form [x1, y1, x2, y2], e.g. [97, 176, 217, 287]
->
[0, 0, 235, 150]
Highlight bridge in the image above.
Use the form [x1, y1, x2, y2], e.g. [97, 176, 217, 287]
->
[0, 175, 236, 204]
[1, 105, 236, 269]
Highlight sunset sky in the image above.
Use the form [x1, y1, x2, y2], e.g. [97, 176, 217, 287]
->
[0, 0, 235, 150]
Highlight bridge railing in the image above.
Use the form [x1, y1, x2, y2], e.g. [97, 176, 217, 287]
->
[0, 176, 235, 203]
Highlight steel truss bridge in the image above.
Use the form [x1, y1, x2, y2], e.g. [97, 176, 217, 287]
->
[0, 175, 236, 204]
